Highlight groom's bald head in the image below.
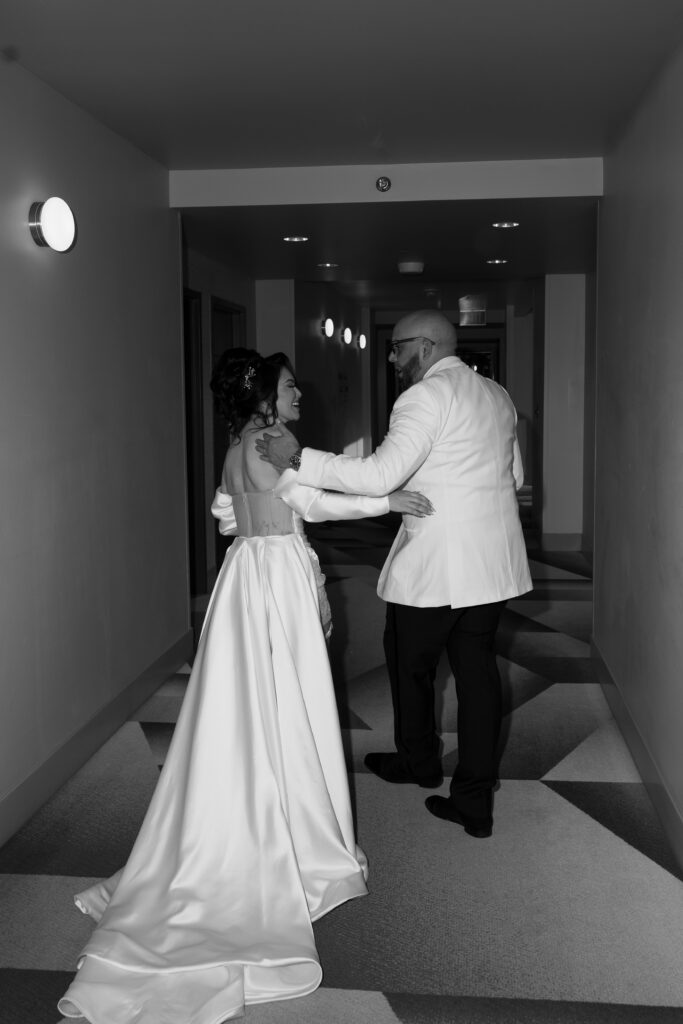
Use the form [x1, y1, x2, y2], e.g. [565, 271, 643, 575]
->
[390, 310, 457, 386]
[394, 310, 457, 354]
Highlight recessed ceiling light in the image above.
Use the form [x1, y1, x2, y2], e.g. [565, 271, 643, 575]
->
[322, 317, 335, 338]
[486, 258, 508, 265]
[359, 334, 367, 350]
[343, 327, 353, 344]
[317, 262, 339, 269]
[283, 235, 308, 242]
[492, 221, 519, 229]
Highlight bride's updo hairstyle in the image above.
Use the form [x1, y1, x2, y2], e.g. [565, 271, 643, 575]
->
[210, 348, 280, 443]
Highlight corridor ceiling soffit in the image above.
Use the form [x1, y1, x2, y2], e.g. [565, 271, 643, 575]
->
[3, 0, 683, 169]
[179, 197, 598, 286]
[169, 158, 603, 208]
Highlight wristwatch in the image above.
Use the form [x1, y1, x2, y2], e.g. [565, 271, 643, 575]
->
[289, 449, 302, 471]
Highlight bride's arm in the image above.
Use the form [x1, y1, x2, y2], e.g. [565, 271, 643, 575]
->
[210, 490, 238, 535]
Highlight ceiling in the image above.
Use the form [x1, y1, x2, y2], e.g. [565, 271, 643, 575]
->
[180, 196, 599, 299]
[5, 0, 683, 298]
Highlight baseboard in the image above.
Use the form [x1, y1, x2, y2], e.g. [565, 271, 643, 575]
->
[0, 630, 193, 849]
[593, 641, 683, 872]
[541, 532, 582, 551]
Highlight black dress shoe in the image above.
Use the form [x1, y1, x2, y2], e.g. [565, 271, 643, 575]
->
[425, 795, 493, 837]
[364, 752, 442, 789]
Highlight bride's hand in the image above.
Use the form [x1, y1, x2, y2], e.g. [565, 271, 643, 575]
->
[388, 490, 434, 516]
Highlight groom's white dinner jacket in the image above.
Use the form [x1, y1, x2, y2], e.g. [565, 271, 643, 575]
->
[297, 356, 532, 609]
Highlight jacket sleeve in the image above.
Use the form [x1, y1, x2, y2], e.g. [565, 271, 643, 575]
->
[512, 436, 525, 490]
[274, 470, 390, 521]
[510, 403, 525, 490]
[210, 489, 238, 536]
[297, 382, 439, 496]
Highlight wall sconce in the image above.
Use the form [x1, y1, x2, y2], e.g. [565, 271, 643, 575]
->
[322, 317, 335, 338]
[29, 197, 76, 252]
[343, 327, 352, 344]
[358, 334, 367, 350]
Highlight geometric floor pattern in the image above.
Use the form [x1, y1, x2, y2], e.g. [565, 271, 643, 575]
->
[1, 516, 683, 1023]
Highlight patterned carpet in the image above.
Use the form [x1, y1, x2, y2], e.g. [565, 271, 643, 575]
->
[2, 516, 683, 1024]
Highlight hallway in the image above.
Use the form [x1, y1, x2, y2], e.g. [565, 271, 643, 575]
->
[1, 519, 682, 1024]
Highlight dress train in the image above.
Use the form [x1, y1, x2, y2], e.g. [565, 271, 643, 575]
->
[58, 474, 387, 1023]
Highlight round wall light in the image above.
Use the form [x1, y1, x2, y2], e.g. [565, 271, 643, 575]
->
[322, 317, 335, 338]
[343, 327, 353, 344]
[358, 334, 367, 350]
[29, 197, 76, 252]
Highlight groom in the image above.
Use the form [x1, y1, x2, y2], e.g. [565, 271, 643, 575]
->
[256, 310, 532, 838]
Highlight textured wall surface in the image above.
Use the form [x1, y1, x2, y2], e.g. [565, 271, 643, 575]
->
[595, 42, 683, 815]
[0, 62, 188, 815]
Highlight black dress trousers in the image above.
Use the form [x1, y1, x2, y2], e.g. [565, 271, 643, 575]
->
[383, 599, 505, 817]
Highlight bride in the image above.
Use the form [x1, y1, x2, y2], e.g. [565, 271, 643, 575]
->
[58, 349, 433, 1024]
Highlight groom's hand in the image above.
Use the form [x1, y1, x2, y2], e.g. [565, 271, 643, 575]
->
[255, 423, 301, 471]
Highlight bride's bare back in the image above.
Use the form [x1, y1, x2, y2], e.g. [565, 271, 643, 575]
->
[221, 422, 284, 495]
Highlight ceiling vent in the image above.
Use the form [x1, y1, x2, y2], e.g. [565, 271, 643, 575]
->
[458, 294, 486, 326]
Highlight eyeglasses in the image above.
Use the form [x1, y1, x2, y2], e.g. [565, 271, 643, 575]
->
[389, 335, 434, 357]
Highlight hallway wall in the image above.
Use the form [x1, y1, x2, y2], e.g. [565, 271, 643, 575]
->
[505, 307, 534, 490]
[0, 63, 190, 843]
[294, 283, 369, 456]
[595, 41, 683, 852]
[542, 274, 586, 549]
[255, 279, 295, 363]
[582, 271, 597, 555]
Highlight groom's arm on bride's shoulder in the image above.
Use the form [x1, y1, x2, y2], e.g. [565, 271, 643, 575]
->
[255, 422, 301, 472]
[258, 384, 440, 497]
[301, 384, 440, 495]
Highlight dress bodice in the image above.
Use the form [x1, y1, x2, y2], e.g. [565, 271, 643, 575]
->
[232, 490, 302, 537]
[211, 473, 390, 540]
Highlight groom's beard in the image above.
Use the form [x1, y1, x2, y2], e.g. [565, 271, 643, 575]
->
[396, 352, 421, 392]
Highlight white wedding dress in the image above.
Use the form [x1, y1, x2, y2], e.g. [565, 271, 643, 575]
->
[58, 471, 388, 1024]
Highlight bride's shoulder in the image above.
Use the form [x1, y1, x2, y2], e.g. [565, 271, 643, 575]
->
[232, 425, 282, 490]
[243, 420, 283, 441]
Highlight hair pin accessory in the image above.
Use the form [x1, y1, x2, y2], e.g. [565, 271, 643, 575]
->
[240, 365, 256, 391]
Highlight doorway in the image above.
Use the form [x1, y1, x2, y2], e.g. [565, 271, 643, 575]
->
[371, 320, 505, 446]
[211, 298, 246, 570]
[455, 326, 506, 383]
[183, 288, 207, 596]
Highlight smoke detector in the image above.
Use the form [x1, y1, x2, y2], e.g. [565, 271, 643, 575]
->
[398, 258, 424, 274]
